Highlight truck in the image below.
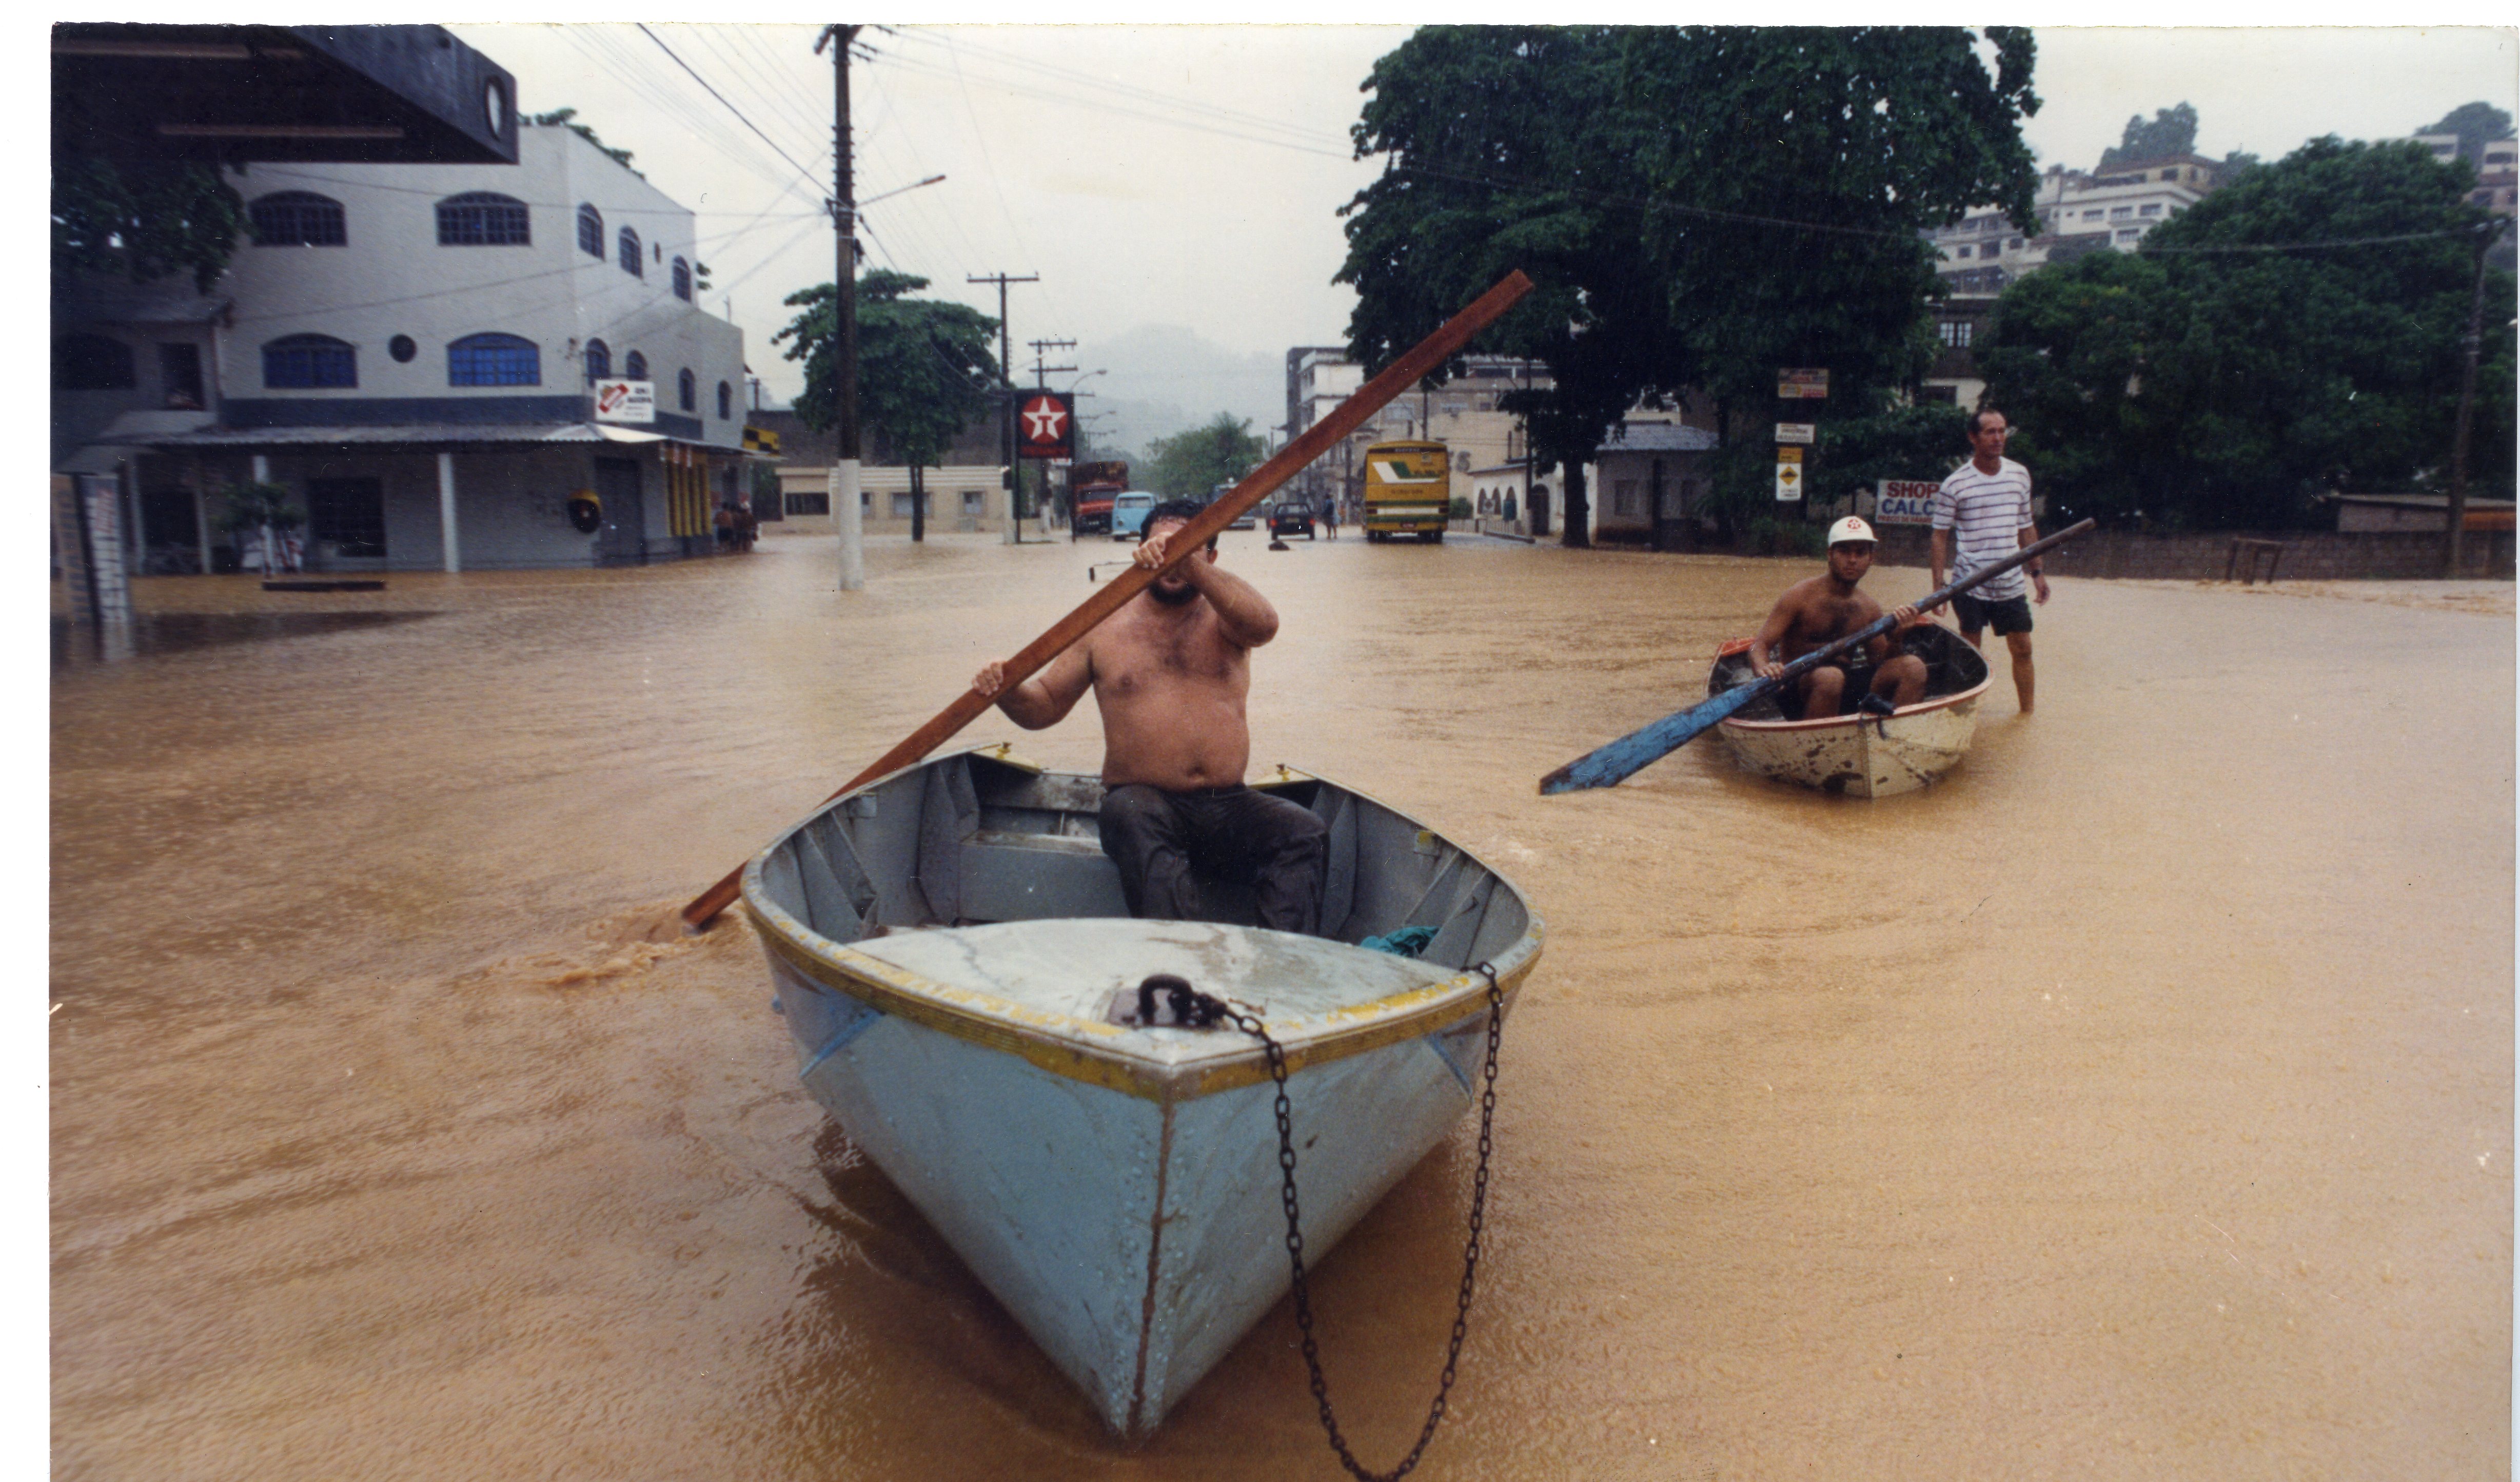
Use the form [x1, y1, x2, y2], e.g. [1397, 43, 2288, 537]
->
[1069, 460, 1129, 539]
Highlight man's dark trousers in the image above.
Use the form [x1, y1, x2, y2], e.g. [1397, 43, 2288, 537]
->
[1097, 784, 1328, 935]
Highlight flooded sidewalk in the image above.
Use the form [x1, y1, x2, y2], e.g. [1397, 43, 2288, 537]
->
[51, 532, 2513, 1479]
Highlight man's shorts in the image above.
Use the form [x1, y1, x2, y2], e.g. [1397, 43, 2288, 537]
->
[1952, 592, 2034, 636]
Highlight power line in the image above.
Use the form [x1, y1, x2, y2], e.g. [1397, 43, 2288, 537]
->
[636, 23, 823, 185]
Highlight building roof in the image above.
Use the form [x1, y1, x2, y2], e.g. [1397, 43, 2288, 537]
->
[1598, 421, 1719, 454]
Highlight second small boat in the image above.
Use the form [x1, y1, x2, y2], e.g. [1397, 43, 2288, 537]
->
[1704, 623, 1992, 797]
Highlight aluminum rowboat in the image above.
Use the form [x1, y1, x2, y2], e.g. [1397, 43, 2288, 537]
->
[1704, 622, 1993, 797]
[740, 745, 1544, 1439]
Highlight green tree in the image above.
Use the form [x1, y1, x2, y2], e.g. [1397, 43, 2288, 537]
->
[1143, 414, 1264, 498]
[1979, 136, 2514, 529]
[50, 154, 245, 294]
[776, 269, 1000, 539]
[1338, 26, 2043, 547]
[2414, 102, 2514, 165]
[2098, 103, 2200, 169]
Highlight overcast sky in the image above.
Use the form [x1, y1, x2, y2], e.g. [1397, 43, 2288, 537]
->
[445, 22, 2517, 412]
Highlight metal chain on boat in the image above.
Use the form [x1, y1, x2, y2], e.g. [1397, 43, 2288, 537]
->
[1189, 960, 1506, 1482]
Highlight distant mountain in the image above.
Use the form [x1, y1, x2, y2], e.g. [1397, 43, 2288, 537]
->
[1072, 324, 1288, 461]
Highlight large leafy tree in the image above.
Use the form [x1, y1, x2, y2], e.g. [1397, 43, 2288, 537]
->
[2098, 103, 2200, 170]
[1143, 413, 1265, 499]
[777, 269, 1000, 538]
[1978, 136, 2513, 530]
[1338, 26, 2043, 545]
[1340, 27, 1676, 547]
[51, 154, 245, 294]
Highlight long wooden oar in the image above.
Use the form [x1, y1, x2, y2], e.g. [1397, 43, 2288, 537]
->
[1538, 517, 2096, 795]
[682, 269, 1538, 930]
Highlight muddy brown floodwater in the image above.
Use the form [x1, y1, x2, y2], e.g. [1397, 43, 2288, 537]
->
[51, 533, 2511, 1480]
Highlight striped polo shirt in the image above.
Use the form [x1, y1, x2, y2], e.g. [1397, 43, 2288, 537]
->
[1932, 456, 2035, 601]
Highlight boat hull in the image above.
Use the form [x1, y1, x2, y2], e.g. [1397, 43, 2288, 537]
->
[1705, 626, 1992, 797]
[742, 750, 1541, 1438]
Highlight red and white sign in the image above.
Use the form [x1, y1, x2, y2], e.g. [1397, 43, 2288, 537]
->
[1875, 479, 1938, 524]
[1017, 391, 1075, 460]
[594, 378, 655, 424]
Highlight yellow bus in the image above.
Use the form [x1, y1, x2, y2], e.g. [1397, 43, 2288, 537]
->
[1361, 439, 1449, 542]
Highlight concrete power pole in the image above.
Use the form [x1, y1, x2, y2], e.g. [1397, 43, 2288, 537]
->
[2442, 217, 2506, 577]
[819, 24, 864, 590]
[969, 272, 1037, 537]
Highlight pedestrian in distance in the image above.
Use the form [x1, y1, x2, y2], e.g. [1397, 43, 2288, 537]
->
[971, 499, 1327, 935]
[1319, 496, 1338, 540]
[1750, 516, 1929, 722]
[1927, 408, 2050, 713]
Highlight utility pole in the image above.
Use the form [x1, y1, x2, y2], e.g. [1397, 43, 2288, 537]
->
[2442, 217, 2506, 577]
[817, 24, 864, 588]
[969, 272, 1037, 535]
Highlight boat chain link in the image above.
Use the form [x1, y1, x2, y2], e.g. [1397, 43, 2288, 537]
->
[1184, 960, 1505, 1481]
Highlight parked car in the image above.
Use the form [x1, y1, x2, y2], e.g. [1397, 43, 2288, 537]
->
[1109, 491, 1159, 540]
[1268, 504, 1316, 539]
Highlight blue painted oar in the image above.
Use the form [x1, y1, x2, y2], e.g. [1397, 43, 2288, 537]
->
[1538, 518, 2095, 795]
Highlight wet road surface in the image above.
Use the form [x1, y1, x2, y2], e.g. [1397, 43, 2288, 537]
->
[51, 532, 2513, 1479]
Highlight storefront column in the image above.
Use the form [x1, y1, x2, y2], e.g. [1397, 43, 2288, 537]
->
[438, 452, 461, 573]
[190, 455, 213, 574]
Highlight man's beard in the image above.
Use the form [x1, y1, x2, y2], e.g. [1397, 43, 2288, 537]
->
[1147, 579, 1198, 606]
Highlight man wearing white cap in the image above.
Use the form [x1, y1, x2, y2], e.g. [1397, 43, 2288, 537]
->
[1747, 516, 1929, 722]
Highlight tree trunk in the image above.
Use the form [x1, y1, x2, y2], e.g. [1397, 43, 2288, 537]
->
[910, 461, 925, 542]
[1560, 459, 1590, 548]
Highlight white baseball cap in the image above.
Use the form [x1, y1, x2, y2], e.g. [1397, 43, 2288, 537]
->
[1827, 516, 1878, 547]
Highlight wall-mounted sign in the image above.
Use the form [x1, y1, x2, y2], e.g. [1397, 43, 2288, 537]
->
[1017, 391, 1075, 460]
[594, 378, 655, 424]
[1775, 446, 1804, 502]
[1874, 479, 1938, 524]
[1777, 368, 1830, 400]
[1775, 422, 1816, 445]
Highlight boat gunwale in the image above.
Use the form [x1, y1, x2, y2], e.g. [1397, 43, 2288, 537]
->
[741, 748, 1546, 1104]
[1709, 631, 1992, 735]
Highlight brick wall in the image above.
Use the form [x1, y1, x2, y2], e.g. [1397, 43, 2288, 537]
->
[1870, 525, 2515, 582]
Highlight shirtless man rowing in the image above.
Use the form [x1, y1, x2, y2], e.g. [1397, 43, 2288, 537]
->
[1749, 516, 1930, 721]
[971, 500, 1327, 935]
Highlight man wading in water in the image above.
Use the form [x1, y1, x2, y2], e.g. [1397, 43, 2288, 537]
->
[972, 499, 1327, 934]
[1750, 516, 1931, 721]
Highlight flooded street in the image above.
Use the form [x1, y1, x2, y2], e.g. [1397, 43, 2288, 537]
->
[51, 531, 2512, 1479]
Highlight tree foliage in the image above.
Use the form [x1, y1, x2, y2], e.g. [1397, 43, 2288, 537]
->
[2414, 101, 2514, 164]
[50, 154, 245, 294]
[775, 269, 1000, 468]
[1978, 136, 2514, 530]
[1143, 413, 1264, 498]
[2098, 103, 2199, 169]
[531, 107, 642, 178]
[1337, 26, 2043, 544]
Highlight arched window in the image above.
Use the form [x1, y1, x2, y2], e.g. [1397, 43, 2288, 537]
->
[717, 380, 732, 420]
[677, 368, 696, 411]
[250, 191, 346, 247]
[624, 350, 648, 381]
[576, 204, 603, 258]
[583, 339, 611, 381]
[436, 192, 530, 246]
[53, 334, 135, 391]
[446, 333, 540, 387]
[671, 257, 692, 301]
[262, 334, 357, 388]
[617, 227, 642, 277]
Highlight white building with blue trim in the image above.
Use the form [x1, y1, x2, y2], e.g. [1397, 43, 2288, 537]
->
[52, 121, 749, 572]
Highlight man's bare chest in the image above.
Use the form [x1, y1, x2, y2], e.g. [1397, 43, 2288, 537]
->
[1096, 614, 1243, 696]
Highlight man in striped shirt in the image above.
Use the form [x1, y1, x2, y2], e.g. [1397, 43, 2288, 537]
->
[1930, 408, 2052, 713]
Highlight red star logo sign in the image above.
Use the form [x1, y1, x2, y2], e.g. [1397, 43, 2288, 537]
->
[1017, 392, 1076, 459]
[1021, 395, 1069, 442]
